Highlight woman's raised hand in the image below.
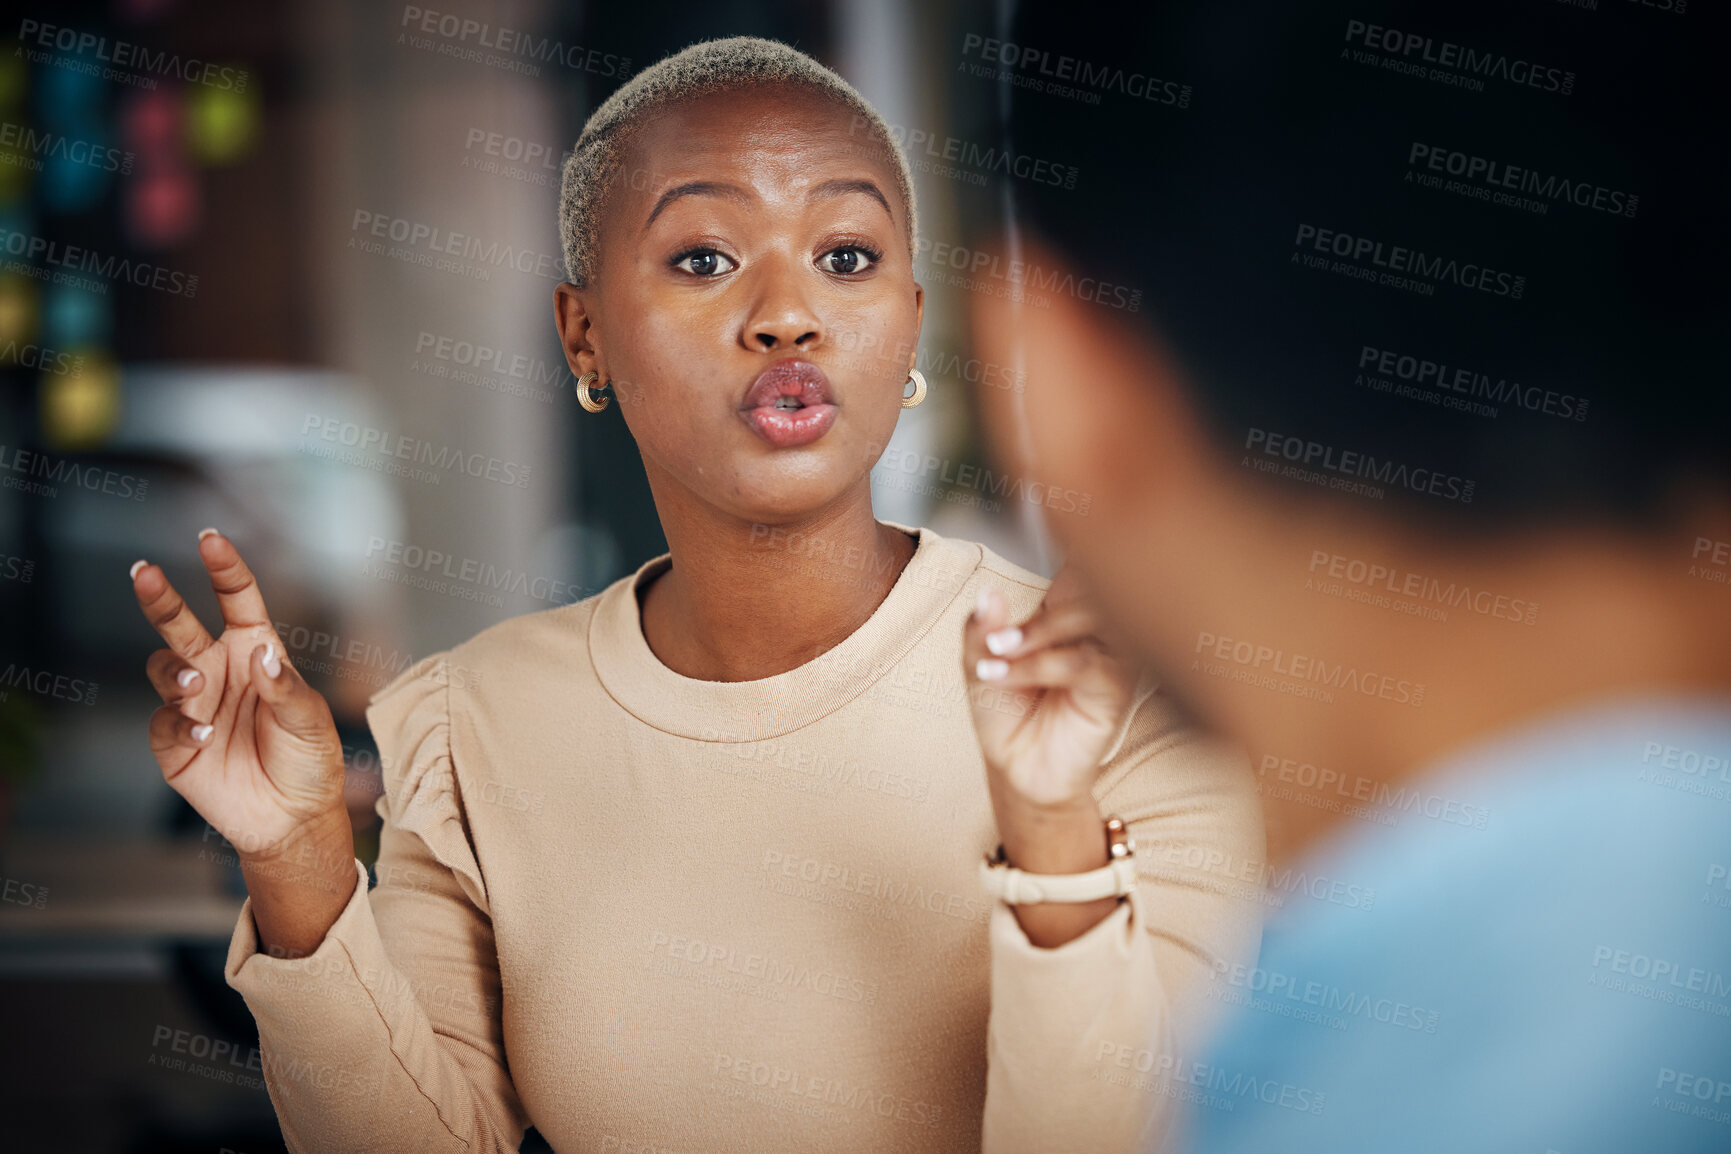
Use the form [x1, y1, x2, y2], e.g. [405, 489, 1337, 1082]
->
[132, 530, 347, 862]
[962, 564, 1140, 947]
[963, 564, 1137, 811]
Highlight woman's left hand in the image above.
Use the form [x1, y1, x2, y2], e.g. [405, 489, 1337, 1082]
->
[963, 564, 1140, 946]
[964, 563, 1137, 812]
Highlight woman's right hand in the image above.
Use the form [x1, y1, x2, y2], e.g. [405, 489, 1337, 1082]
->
[132, 529, 348, 862]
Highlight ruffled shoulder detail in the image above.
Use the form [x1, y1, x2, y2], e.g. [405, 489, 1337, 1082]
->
[364, 652, 489, 914]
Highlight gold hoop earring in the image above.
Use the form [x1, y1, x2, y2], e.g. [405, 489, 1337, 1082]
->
[901, 369, 927, 409]
[576, 370, 611, 413]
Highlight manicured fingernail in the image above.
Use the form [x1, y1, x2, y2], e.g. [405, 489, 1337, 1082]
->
[197, 527, 219, 540]
[976, 587, 997, 617]
[191, 723, 214, 743]
[262, 643, 282, 679]
[976, 658, 1009, 681]
[177, 669, 199, 688]
[985, 627, 1022, 656]
[129, 559, 147, 580]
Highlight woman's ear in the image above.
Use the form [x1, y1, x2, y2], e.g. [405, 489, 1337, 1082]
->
[967, 236, 1208, 542]
[553, 282, 602, 379]
[907, 282, 925, 376]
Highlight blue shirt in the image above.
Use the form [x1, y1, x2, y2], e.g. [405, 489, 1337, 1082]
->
[1180, 697, 1731, 1154]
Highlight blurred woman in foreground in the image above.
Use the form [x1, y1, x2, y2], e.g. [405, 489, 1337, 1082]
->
[969, 4, 1731, 1151]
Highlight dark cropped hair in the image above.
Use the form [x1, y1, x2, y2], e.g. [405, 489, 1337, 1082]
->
[968, 0, 1729, 529]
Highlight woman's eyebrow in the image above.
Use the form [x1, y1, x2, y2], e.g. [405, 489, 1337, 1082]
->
[644, 181, 750, 229]
[807, 178, 892, 218]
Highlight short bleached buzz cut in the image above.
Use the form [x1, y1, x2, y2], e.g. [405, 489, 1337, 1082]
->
[557, 36, 918, 288]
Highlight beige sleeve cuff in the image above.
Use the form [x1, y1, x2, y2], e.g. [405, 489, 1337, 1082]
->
[982, 891, 1171, 1154]
[222, 860, 511, 1151]
[224, 857, 368, 987]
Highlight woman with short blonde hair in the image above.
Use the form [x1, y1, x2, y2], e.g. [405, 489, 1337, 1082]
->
[130, 37, 1262, 1153]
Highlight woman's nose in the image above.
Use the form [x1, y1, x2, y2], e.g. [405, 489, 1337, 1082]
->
[744, 263, 823, 351]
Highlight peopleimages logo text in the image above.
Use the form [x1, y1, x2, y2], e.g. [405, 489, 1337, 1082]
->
[17, 19, 250, 91]
[914, 238, 1141, 312]
[350, 211, 562, 281]
[959, 34, 1191, 107]
[1211, 960, 1443, 1033]
[0, 122, 133, 173]
[1245, 427, 1475, 504]
[1195, 630, 1426, 708]
[1294, 224, 1524, 300]
[1407, 143, 1636, 219]
[1342, 19, 1574, 95]
[398, 7, 631, 77]
[851, 116, 1079, 189]
[1357, 346, 1587, 421]
[0, 227, 198, 298]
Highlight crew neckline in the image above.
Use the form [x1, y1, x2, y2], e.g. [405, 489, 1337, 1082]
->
[588, 521, 982, 741]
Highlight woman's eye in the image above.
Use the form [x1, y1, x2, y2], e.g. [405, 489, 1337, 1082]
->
[820, 246, 877, 275]
[673, 249, 737, 277]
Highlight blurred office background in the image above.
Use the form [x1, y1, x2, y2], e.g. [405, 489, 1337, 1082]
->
[0, 0, 1026, 1149]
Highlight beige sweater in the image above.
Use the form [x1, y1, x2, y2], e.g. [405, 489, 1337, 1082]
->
[224, 524, 1263, 1153]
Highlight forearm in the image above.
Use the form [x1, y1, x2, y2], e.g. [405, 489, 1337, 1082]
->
[226, 858, 524, 1152]
[992, 791, 1120, 948]
[239, 808, 359, 957]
